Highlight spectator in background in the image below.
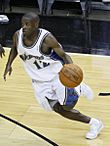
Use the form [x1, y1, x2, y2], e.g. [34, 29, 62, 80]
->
[2, 0, 10, 11]
[37, 0, 46, 15]
[46, 0, 55, 15]
[37, 0, 55, 15]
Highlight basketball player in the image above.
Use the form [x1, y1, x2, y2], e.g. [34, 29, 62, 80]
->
[3, 12, 103, 139]
[0, 44, 5, 58]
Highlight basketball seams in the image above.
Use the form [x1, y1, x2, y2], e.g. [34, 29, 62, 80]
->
[59, 70, 78, 86]
[59, 64, 83, 88]
[62, 66, 82, 82]
[62, 69, 79, 83]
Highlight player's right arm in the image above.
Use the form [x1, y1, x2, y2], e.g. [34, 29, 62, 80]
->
[3, 31, 18, 81]
[44, 33, 73, 64]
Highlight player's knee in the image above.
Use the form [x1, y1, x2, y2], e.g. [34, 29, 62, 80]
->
[53, 102, 77, 113]
[62, 100, 78, 111]
[53, 102, 64, 113]
[62, 105, 74, 111]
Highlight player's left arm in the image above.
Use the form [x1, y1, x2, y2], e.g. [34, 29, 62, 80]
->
[44, 33, 73, 64]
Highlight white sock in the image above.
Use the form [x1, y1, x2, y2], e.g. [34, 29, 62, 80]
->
[89, 118, 98, 125]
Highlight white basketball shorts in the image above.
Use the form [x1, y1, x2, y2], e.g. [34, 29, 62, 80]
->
[32, 74, 81, 111]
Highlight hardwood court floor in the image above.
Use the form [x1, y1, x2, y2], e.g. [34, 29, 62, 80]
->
[0, 49, 110, 146]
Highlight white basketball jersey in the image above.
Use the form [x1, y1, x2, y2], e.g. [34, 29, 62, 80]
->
[17, 28, 63, 81]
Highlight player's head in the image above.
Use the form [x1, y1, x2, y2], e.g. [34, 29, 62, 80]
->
[21, 12, 40, 36]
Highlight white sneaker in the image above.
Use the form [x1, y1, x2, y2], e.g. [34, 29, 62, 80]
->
[80, 83, 94, 100]
[86, 119, 104, 139]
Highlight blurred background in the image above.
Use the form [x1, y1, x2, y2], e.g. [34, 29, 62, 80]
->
[0, 0, 110, 55]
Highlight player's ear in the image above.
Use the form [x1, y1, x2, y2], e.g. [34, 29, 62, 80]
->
[35, 21, 39, 28]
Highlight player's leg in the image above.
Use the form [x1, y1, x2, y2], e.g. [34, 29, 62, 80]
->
[53, 78, 104, 139]
[53, 101, 91, 123]
[53, 102, 103, 139]
[32, 79, 103, 139]
[53, 83, 90, 123]
[32, 80, 53, 111]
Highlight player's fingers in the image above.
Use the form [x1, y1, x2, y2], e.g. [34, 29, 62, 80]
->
[0, 53, 2, 58]
[0, 49, 5, 58]
[3, 74, 6, 81]
[3, 51, 5, 56]
[9, 68, 12, 76]
[3, 70, 9, 81]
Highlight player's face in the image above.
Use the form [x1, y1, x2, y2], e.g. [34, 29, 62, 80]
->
[21, 17, 38, 36]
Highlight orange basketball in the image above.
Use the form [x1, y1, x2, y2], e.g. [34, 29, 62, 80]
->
[59, 63, 83, 88]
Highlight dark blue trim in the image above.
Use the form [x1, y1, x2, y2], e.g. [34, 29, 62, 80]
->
[50, 51, 64, 65]
[64, 88, 79, 106]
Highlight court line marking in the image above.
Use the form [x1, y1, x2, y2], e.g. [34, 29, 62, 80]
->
[99, 93, 110, 96]
[0, 113, 59, 146]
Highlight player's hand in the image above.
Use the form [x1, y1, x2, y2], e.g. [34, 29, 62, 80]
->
[3, 65, 12, 81]
[0, 44, 5, 58]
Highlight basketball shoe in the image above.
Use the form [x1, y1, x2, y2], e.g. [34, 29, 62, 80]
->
[86, 118, 104, 139]
[80, 82, 94, 100]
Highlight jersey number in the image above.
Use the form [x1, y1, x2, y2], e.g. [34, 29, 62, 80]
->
[33, 60, 50, 69]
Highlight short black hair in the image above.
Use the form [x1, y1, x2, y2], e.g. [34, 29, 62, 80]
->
[22, 12, 40, 22]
